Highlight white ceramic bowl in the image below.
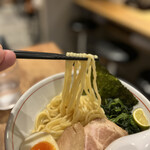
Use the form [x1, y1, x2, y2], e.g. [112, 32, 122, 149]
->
[5, 72, 150, 150]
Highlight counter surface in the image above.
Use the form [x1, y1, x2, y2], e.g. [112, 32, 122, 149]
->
[74, 0, 150, 38]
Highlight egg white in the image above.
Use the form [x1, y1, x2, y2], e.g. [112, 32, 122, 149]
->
[19, 132, 59, 150]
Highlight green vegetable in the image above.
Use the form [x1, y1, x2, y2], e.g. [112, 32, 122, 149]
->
[102, 98, 131, 119]
[110, 113, 141, 134]
[96, 62, 138, 109]
[102, 98, 141, 134]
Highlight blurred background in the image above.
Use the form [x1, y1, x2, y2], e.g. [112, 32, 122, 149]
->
[0, 0, 150, 99]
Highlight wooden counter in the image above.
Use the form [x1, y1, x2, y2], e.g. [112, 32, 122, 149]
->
[0, 42, 65, 150]
[74, 0, 150, 38]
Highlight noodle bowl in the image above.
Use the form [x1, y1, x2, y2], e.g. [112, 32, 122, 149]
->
[5, 53, 150, 150]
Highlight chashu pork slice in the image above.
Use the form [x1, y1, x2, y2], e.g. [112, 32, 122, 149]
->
[84, 118, 128, 150]
[57, 122, 85, 150]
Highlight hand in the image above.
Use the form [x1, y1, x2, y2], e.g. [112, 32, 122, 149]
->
[0, 45, 16, 71]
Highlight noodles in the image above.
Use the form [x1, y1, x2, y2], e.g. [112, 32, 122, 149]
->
[32, 53, 106, 140]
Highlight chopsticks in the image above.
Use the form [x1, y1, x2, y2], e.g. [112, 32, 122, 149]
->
[10, 50, 99, 61]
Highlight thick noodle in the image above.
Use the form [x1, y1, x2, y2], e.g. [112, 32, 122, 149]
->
[32, 53, 106, 140]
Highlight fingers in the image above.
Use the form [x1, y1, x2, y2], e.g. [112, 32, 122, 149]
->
[0, 45, 16, 71]
[0, 45, 5, 64]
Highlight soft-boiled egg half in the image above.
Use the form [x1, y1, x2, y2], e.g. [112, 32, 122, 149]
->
[19, 132, 59, 150]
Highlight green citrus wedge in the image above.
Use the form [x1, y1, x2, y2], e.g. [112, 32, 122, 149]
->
[133, 108, 150, 130]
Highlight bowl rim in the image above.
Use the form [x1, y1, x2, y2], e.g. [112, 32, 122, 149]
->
[4, 72, 150, 150]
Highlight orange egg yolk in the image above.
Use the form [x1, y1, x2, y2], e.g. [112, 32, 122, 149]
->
[31, 141, 55, 150]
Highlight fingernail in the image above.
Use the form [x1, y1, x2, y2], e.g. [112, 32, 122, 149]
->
[0, 44, 2, 49]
